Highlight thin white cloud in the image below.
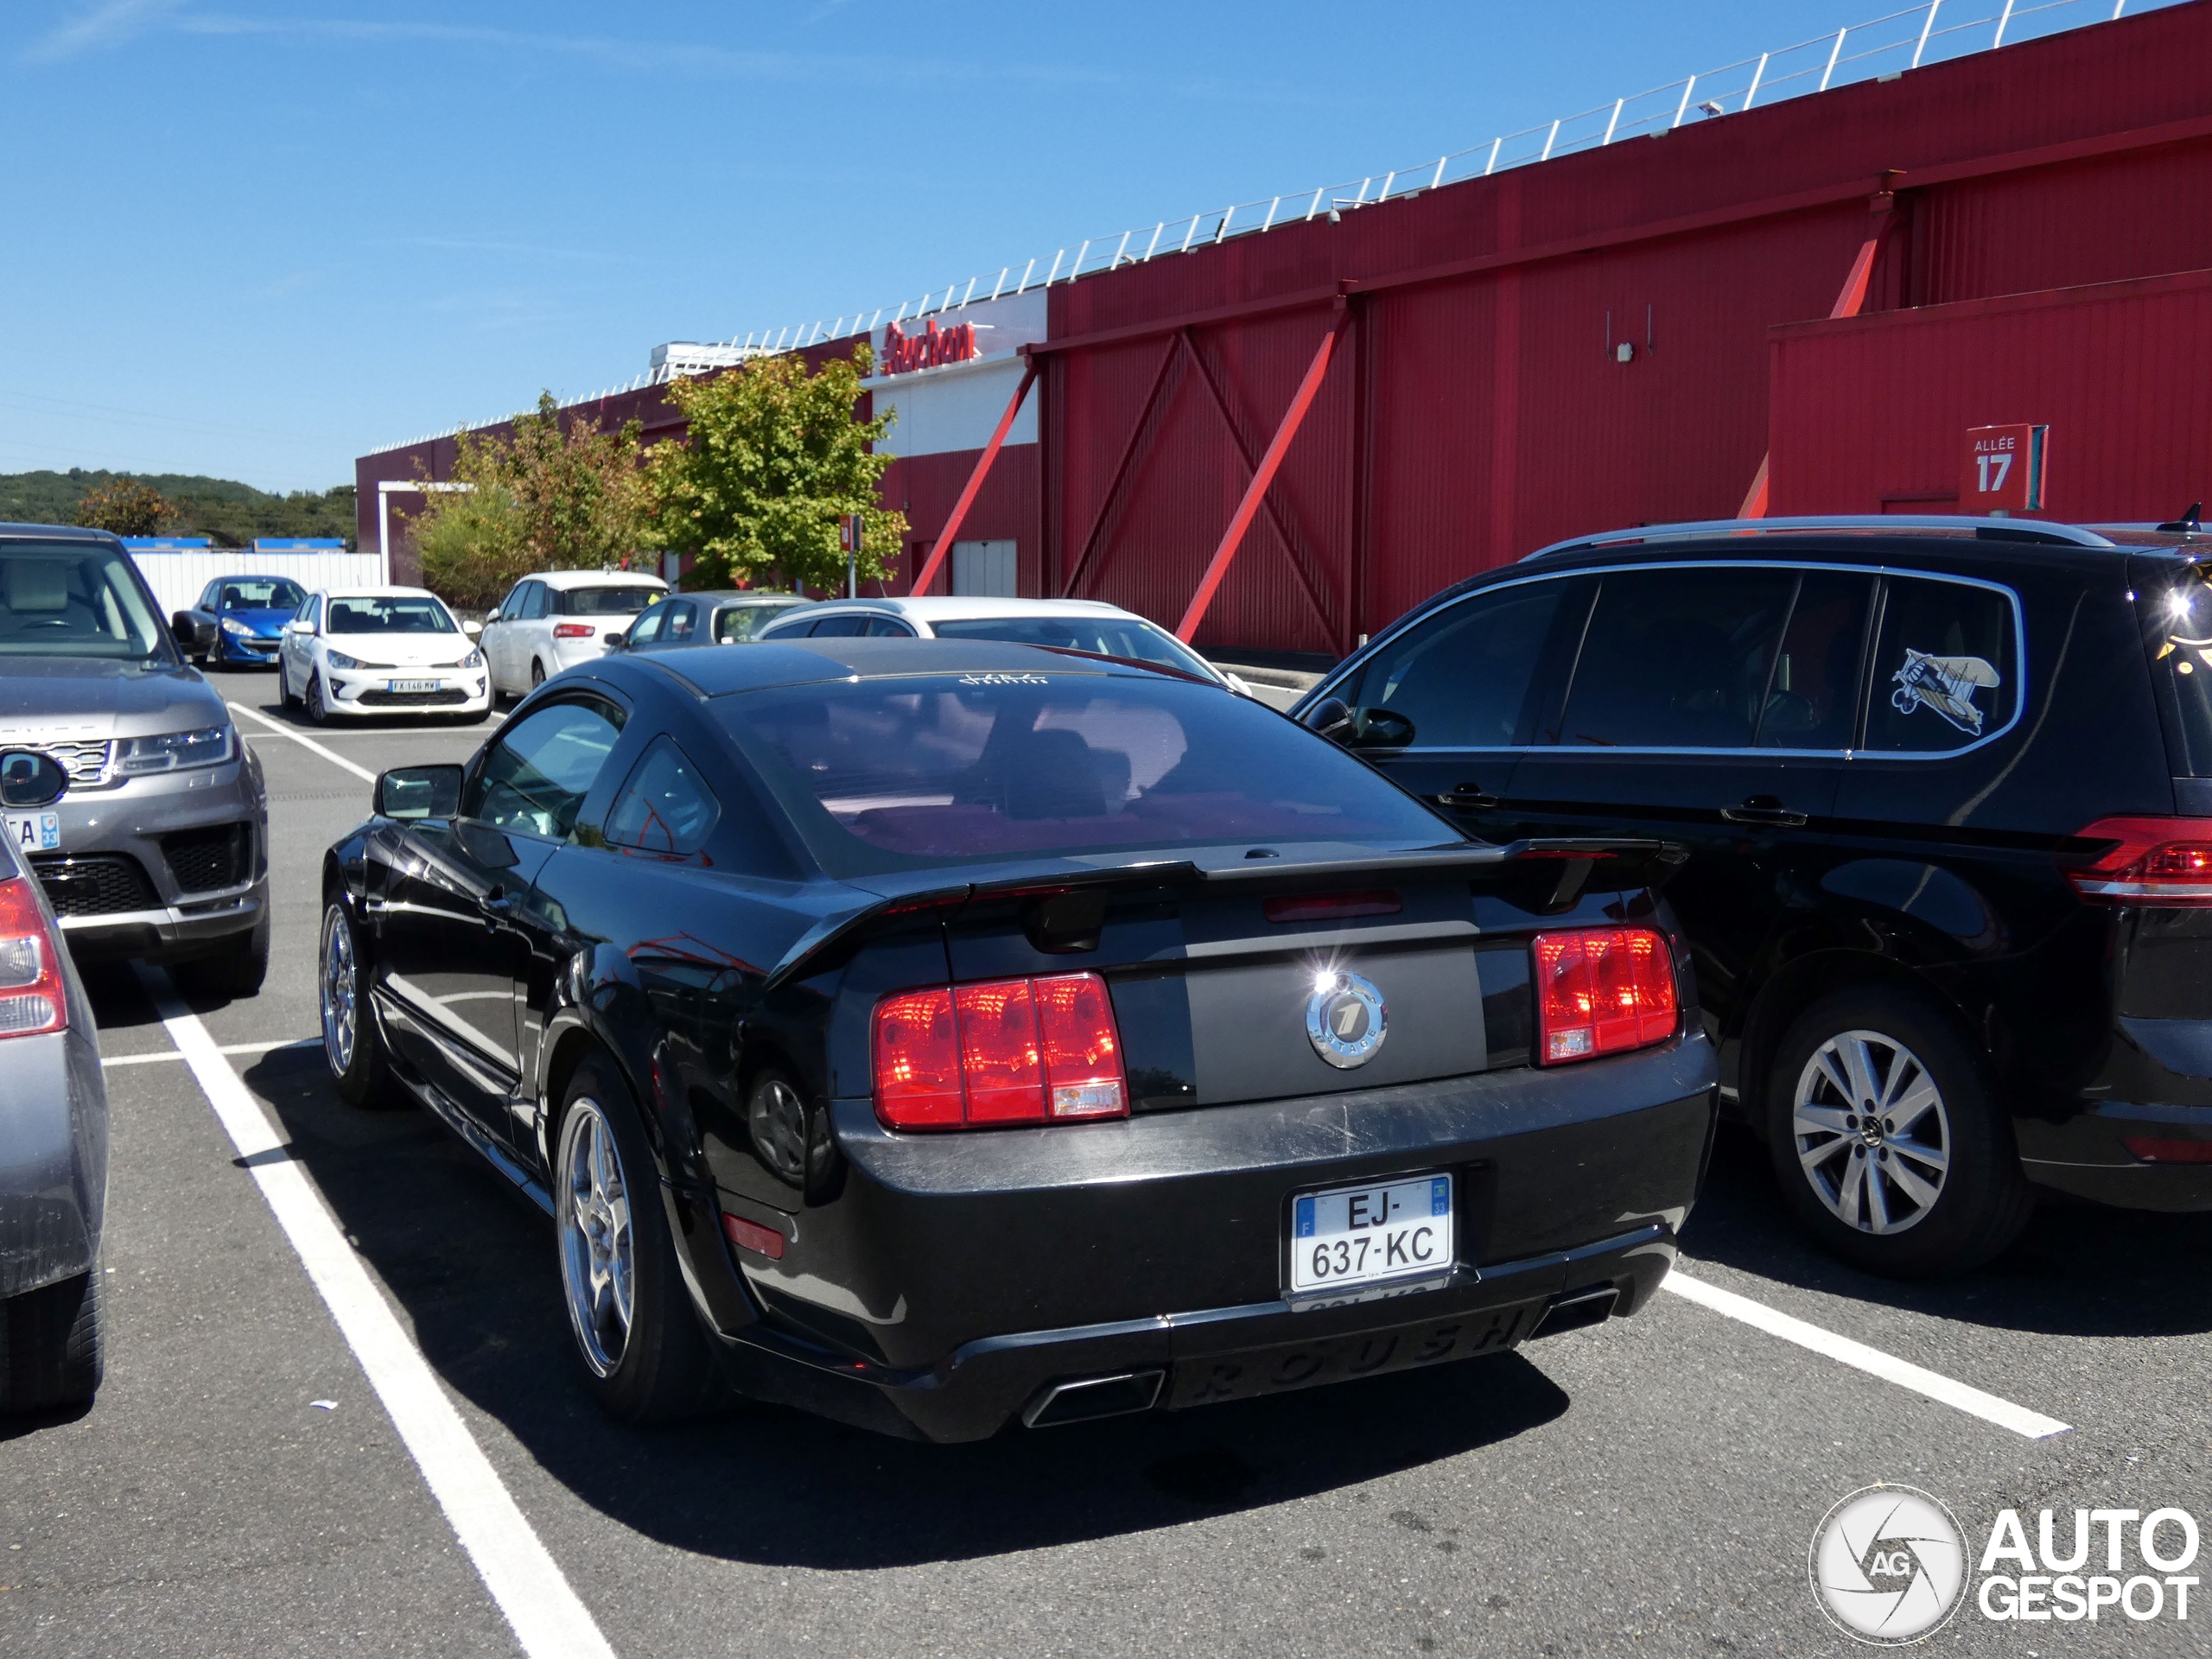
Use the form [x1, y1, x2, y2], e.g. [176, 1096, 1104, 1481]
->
[23, 0, 186, 62]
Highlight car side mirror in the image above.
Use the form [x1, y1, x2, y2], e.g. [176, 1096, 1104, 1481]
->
[373, 763, 463, 821]
[462, 619, 483, 639]
[171, 612, 214, 652]
[283, 618, 310, 634]
[0, 750, 68, 809]
[483, 608, 501, 625]
[1304, 696, 1355, 743]
[603, 629, 629, 650]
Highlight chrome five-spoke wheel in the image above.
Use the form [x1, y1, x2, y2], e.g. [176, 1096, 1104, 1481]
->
[1791, 1028, 1951, 1236]
[320, 906, 357, 1075]
[557, 1098, 634, 1378]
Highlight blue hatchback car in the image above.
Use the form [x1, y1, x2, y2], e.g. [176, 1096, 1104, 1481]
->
[176, 575, 308, 669]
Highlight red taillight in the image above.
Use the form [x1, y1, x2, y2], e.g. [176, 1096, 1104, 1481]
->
[1263, 890, 1402, 924]
[1532, 927, 1676, 1065]
[553, 622, 594, 639]
[721, 1211, 787, 1258]
[2067, 817, 2212, 906]
[2123, 1135, 2212, 1164]
[874, 971, 1127, 1130]
[0, 877, 67, 1039]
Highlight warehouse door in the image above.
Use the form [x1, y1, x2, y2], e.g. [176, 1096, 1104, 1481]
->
[953, 540, 1019, 597]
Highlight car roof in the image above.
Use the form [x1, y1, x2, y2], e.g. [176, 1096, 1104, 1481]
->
[781, 595, 1135, 621]
[679, 591, 809, 606]
[614, 635, 1164, 698]
[317, 585, 445, 601]
[532, 569, 666, 589]
[0, 522, 118, 543]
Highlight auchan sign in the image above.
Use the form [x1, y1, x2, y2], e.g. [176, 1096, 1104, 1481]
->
[882, 318, 979, 376]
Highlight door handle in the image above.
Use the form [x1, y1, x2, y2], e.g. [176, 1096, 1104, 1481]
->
[483, 887, 514, 924]
[1432, 781, 1499, 810]
[1719, 796, 1808, 828]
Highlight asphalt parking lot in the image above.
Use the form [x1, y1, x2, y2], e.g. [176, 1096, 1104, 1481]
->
[5, 671, 2210, 1658]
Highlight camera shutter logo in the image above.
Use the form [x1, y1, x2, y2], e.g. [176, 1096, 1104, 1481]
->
[1809, 1485, 1967, 1644]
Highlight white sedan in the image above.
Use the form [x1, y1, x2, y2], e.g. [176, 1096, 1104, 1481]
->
[276, 587, 492, 724]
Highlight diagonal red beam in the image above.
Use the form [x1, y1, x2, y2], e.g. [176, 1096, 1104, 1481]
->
[1175, 327, 1338, 644]
[1176, 307, 1349, 643]
[1059, 335, 1183, 599]
[909, 360, 1037, 596]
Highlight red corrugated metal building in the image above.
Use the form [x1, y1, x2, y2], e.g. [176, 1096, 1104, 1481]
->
[357, 1, 2212, 657]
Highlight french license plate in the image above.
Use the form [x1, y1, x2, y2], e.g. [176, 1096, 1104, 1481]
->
[5, 811, 61, 855]
[1289, 1173, 1453, 1302]
[386, 678, 440, 694]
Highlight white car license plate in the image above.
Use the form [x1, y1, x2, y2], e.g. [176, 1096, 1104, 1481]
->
[386, 678, 441, 694]
[5, 811, 61, 855]
[1289, 1173, 1453, 1300]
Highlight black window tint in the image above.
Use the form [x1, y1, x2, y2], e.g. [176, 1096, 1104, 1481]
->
[1345, 582, 1563, 749]
[866, 616, 915, 637]
[628, 603, 667, 645]
[1559, 568, 1796, 749]
[808, 614, 870, 637]
[604, 736, 720, 855]
[464, 699, 625, 841]
[1864, 577, 2017, 753]
[2147, 575, 2212, 777]
[1756, 573, 1872, 749]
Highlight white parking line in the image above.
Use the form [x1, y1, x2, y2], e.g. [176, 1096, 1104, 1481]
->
[1661, 1268, 2070, 1440]
[135, 967, 619, 1659]
[102, 1036, 315, 1067]
[227, 702, 376, 783]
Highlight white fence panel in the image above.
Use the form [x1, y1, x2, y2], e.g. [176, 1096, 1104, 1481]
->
[129, 550, 388, 619]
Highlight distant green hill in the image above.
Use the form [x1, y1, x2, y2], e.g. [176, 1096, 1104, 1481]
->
[0, 469, 357, 549]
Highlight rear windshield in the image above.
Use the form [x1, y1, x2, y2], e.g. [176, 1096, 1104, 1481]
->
[0, 539, 170, 662]
[718, 671, 1453, 873]
[930, 613, 1217, 680]
[716, 601, 801, 642]
[327, 595, 455, 634]
[2146, 567, 2212, 775]
[560, 586, 661, 616]
[219, 579, 306, 612]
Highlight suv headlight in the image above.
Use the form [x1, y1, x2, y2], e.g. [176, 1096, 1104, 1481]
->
[117, 726, 235, 774]
[220, 616, 251, 637]
[326, 649, 364, 671]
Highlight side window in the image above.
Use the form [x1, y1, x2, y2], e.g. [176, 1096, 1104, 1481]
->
[628, 602, 668, 645]
[1342, 582, 1565, 749]
[603, 736, 720, 856]
[520, 582, 550, 621]
[1758, 573, 1872, 750]
[463, 698, 626, 841]
[866, 616, 916, 637]
[199, 582, 218, 609]
[302, 595, 322, 630]
[1556, 567, 1796, 750]
[809, 613, 870, 638]
[495, 582, 527, 621]
[665, 601, 697, 642]
[1864, 576, 2018, 753]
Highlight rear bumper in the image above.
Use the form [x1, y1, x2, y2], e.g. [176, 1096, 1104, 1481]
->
[2017, 1014, 2212, 1211]
[698, 1033, 1718, 1440]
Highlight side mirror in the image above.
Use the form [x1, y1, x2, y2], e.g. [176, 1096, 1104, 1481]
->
[283, 618, 310, 634]
[483, 608, 501, 625]
[1304, 696, 1355, 743]
[170, 612, 213, 652]
[373, 764, 463, 821]
[462, 619, 483, 639]
[0, 750, 68, 809]
[603, 630, 629, 650]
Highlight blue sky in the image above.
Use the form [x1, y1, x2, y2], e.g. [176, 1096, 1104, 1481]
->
[0, 1, 2024, 490]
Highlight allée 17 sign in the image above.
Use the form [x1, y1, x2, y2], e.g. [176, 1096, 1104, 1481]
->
[881, 318, 980, 376]
[1961, 423, 2050, 512]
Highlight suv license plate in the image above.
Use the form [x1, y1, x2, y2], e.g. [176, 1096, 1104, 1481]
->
[387, 679, 440, 694]
[6, 811, 61, 855]
[1288, 1173, 1453, 1302]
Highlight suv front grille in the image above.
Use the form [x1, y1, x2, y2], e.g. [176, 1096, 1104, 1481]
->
[30, 854, 160, 917]
[17, 740, 111, 787]
[162, 823, 251, 893]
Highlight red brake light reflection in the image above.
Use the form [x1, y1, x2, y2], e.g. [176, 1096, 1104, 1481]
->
[1532, 928, 1676, 1065]
[874, 972, 1127, 1130]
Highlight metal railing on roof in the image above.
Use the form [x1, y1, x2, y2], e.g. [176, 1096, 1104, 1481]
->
[372, 0, 2171, 455]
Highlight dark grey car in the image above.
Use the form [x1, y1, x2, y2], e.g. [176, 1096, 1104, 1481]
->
[0, 747, 106, 1409]
[0, 525, 270, 995]
[612, 590, 810, 655]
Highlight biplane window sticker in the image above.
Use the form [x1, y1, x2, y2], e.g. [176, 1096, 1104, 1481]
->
[1891, 648, 2002, 737]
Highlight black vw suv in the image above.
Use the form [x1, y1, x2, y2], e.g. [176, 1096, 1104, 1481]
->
[1295, 514, 2212, 1276]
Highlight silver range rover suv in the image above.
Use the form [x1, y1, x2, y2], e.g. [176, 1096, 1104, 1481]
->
[0, 525, 270, 995]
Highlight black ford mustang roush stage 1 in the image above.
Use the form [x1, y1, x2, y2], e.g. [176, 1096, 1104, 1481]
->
[318, 638, 1717, 1441]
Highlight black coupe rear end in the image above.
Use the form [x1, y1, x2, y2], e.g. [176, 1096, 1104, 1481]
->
[322, 639, 1716, 1440]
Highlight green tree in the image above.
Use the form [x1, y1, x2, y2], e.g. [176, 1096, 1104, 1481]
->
[73, 477, 174, 537]
[650, 345, 906, 593]
[408, 392, 659, 607]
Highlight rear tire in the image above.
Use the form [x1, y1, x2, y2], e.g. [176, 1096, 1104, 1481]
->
[0, 1268, 104, 1411]
[554, 1054, 720, 1423]
[1765, 987, 2033, 1277]
[321, 900, 402, 1109]
[178, 913, 270, 1001]
[530, 660, 546, 690]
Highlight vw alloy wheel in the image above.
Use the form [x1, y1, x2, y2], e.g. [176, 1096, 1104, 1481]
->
[1791, 1028, 1952, 1235]
[320, 906, 357, 1076]
[557, 1098, 634, 1378]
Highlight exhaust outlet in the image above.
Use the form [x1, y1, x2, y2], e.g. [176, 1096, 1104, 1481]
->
[1529, 1283, 1619, 1339]
[1021, 1369, 1166, 1428]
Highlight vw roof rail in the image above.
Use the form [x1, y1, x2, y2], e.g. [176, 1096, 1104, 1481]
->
[1520, 515, 2119, 561]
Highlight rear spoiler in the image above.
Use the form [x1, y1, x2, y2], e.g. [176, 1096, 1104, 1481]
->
[762, 837, 1679, 991]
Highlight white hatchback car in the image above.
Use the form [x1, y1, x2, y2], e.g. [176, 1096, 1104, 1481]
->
[480, 569, 667, 698]
[277, 587, 491, 724]
[750, 595, 1256, 694]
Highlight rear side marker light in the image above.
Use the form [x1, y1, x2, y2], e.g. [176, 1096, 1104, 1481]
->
[0, 876, 66, 1039]
[1532, 927, 1676, 1065]
[721, 1212, 787, 1259]
[2067, 817, 2212, 906]
[874, 971, 1128, 1131]
[2123, 1136, 2212, 1164]
[1264, 890, 1402, 924]
[552, 622, 595, 639]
